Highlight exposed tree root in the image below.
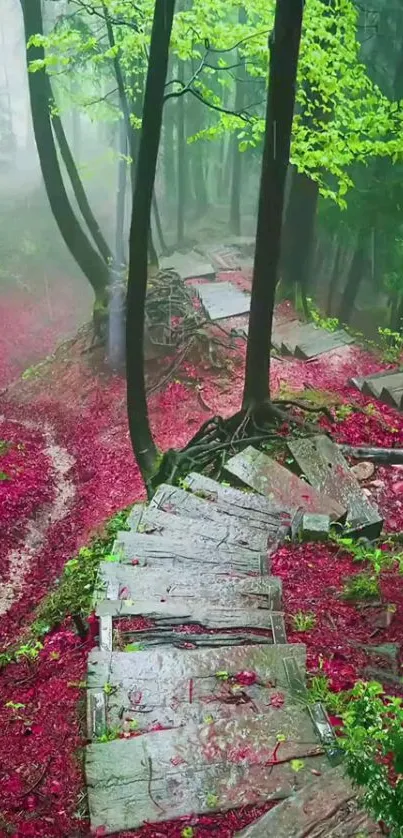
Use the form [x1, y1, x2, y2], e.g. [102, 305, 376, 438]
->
[149, 399, 323, 493]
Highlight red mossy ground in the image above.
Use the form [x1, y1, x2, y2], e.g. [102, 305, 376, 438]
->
[1, 279, 403, 837]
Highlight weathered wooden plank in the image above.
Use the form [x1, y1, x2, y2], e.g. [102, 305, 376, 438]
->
[235, 767, 382, 837]
[288, 435, 383, 538]
[160, 251, 215, 280]
[380, 383, 403, 410]
[96, 598, 284, 633]
[112, 530, 265, 574]
[225, 447, 346, 521]
[183, 473, 292, 530]
[87, 644, 305, 736]
[196, 281, 251, 320]
[292, 329, 353, 360]
[140, 504, 267, 553]
[86, 710, 326, 832]
[97, 564, 282, 610]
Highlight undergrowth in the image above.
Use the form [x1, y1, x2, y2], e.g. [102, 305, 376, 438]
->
[342, 571, 380, 601]
[0, 506, 133, 667]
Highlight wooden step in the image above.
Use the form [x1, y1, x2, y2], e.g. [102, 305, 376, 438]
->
[235, 765, 383, 837]
[163, 478, 292, 532]
[96, 563, 283, 610]
[112, 530, 267, 575]
[87, 643, 305, 739]
[195, 280, 251, 320]
[139, 504, 268, 553]
[225, 446, 346, 522]
[288, 435, 383, 539]
[86, 708, 327, 833]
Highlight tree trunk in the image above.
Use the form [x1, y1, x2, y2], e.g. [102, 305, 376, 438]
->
[177, 60, 186, 245]
[338, 230, 367, 324]
[115, 121, 127, 267]
[243, 0, 304, 409]
[229, 7, 247, 235]
[280, 168, 319, 301]
[326, 238, 342, 316]
[126, 0, 176, 487]
[20, 0, 109, 308]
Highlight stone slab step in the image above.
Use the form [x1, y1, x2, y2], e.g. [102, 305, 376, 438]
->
[195, 281, 251, 320]
[86, 709, 327, 833]
[87, 643, 304, 738]
[235, 765, 383, 837]
[291, 329, 354, 360]
[288, 435, 383, 539]
[165, 477, 292, 532]
[139, 503, 268, 553]
[362, 370, 403, 398]
[126, 502, 146, 530]
[112, 530, 267, 575]
[96, 563, 283, 610]
[380, 383, 403, 409]
[225, 446, 346, 522]
[160, 251, 215, 280]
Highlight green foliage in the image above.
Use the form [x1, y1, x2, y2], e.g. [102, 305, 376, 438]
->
[292, 611, 316, 631]
[0, 440, 10, 455]
[0, 640, 44, 670]
[0, 471, 10, 481]
[32, 507, 131, 633]
[306, 673, 350, 715]
[378, 328, 403, 364]
[342, 571, 380, 601]
[333, 536, 403, 575]
[95, 726, 121, 743]
[306, 298, 340, 332]
[340, 680, 403, 836]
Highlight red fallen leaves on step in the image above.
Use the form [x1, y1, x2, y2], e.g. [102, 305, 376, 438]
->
[234, 670, 258, 686]
[268, 692, 285, 709]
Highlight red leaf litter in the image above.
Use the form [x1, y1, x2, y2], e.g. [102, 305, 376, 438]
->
[1, 275, 403, 836]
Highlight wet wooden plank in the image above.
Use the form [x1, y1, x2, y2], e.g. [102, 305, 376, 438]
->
[140, 504, 267, 553]
[183, 473, 292, 530]
[87, 644, 304, 736]
[160, 251, 215, 280]
[112, 531, 265, 574]
[235, 766, 382, 837]
[380, 383, 403, 409]
[288, 435, 383, 538]
[225, 447, 346, 522]
[292, 329, 353, 360]
[196, 281, 251, 320]
[97, 564, 283, 611]
[96, 598, 284, 633]
[86, 709, 326, 832]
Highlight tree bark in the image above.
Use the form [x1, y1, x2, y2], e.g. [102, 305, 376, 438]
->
[115, 121, 127, 267]
[177, 60, 186, 245]
[280, 167, 319, 302]
[20, 0, 109, 307]
[229, 7, 247, 236]
[126, 0, 176, 487]
[243, 0, 304, 409]
[338, 229, 367, 324]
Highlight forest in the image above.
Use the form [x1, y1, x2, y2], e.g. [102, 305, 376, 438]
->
[1, 0, 403, 835]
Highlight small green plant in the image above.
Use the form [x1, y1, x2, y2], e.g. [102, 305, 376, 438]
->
[342, 572, 380, 601]
[292, 611, 316, 632]
[340, 680, 403, 836]
[306, 673, 350, 715]
[333, 535, 403, 575]
[0, 440, 10, 455]
[95, 726, 121, 743]
[378, 327, 403, 364]
[307, 298, 340, 332]
[0, 471, 10, 481]
[21, 359, 49, 380]
[334, 404, 354, 421]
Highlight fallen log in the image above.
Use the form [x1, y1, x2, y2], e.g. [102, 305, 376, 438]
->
[339, 445, 403, 464]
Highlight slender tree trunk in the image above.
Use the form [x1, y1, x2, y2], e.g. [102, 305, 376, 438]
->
[152, 192, 168, 253]
[115, 121, 127, 267]
[243, 0, 304, 409]
[177, 61, 186, 245]
[229, 7, 247, 235]
[126, 0, 176, 487]
[280, 167, 319, 300]
[338, 229, 367, 324]
[20, 0, 109, 307]
[326, 239, 342, 316]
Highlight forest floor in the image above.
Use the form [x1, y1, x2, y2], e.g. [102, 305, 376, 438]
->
[1, 272, 403, 837]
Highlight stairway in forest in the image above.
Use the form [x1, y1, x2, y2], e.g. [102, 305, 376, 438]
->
[85, 459, 382, 835]
[351, 368, 403, 412]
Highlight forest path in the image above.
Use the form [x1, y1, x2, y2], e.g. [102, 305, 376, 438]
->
[86, 465, 381, 836]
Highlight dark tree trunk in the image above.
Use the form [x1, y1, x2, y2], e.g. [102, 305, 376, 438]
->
[126, 0, 176, 487]
[280, 168, 319, 302]
[338, 230, 367, 324]
[177, 61, 186, 245]
[163, 96, 176, 203]
[326, 239, 342, 316]
[229, 7, 247, 236]
[243, 0, 304, 409]
[20, 0, 109, 307]
[152, 192, 168, 254]
[115, 121, 127, 267]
